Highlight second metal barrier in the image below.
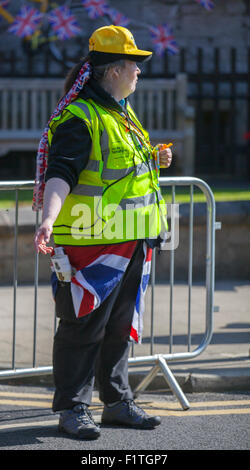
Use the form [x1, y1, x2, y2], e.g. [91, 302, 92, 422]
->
[128, 177, 216, 409]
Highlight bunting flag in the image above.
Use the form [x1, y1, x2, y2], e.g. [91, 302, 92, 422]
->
[7, 5, 42, 38]
[3, 1, 217, 55]
[81, 0, 109, 19]
[149, 23, 179, 56]
[0, 0, 9, 8]
[48, 6, 81, 40]
[0, 0, 12, 23]
[106, 7, 130, 27]
[195, 0, 214, 11]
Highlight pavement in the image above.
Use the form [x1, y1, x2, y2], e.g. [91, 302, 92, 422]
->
[0, 279, 249, 397]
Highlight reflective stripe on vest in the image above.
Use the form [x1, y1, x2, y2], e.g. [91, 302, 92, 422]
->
[71, 184, 103, 196]
[84, 160, 100, 172]
[116, 190, 162, 211]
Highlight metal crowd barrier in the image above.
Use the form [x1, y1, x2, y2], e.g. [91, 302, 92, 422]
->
[129, 177, 216, 410]
[0, 177, 217, 410]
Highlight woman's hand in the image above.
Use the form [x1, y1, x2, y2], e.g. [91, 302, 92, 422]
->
[158, 146, 173, 168]
[33, 178, 70, 254]
[34, 218, 54, 254]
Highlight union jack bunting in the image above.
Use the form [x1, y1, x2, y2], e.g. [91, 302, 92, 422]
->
[48, 6, 81, 40]
[106, 7, 130, 27]
[0, 0, 10, 8]
[195, 0, 214, 11]
[51, 241, 152, 343]
[81, 0, 109, 19]
[8, 5, 42, 38]
[149, 24, 179, 56]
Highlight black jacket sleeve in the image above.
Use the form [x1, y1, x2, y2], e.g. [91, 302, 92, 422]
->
[45, 115, 92, 192]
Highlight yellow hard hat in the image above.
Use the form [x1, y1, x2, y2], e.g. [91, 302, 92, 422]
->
[88, 25, 152, 64]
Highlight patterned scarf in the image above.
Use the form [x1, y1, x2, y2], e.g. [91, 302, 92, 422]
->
[32, 61, 92, 211]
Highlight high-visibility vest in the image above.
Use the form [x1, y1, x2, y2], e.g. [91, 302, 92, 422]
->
[48, 98, 167, 246]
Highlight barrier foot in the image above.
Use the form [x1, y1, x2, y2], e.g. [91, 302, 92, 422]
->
[158, 355, 190, 410]
[133, 364, 160, 397]
[132, 356, 190, 411]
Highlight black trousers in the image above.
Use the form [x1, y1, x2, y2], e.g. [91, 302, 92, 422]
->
[52, 240, 145, 412]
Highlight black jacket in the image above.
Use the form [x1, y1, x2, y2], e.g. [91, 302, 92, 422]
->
[45, 78, 127, 191]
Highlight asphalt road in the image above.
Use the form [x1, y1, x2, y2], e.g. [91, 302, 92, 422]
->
[0, 385, 250, 456]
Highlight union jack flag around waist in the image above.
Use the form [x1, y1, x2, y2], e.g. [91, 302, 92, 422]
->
[51, 241, 152, 343]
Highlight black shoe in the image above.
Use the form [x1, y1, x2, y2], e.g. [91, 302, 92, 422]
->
[101, 400, 161, 429]
[58, 404, 100, 439]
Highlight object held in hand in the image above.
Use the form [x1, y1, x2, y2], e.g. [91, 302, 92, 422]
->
[153, 143, 173, 170]
[51, 247, 72, 282]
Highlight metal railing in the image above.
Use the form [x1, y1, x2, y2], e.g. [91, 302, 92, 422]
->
[0, 177, 217, 410]
[129, 177, 216, 409]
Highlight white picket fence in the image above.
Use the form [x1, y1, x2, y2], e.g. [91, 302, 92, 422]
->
[0, 74, 195, 174]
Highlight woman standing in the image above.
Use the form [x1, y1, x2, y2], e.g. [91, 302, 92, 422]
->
[34, 25, 172, 440]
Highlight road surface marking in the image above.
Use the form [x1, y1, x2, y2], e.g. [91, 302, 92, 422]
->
[1, 394, 250, 411]
[0, 419, 59, 431]
[147, 408, 250, 417]
[0, 391, 54, 399]
[144, 399, 250, 409]
[1, 391, 250, 410]
[0, 391, 100, 404]
[1, 392, 250, 426]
